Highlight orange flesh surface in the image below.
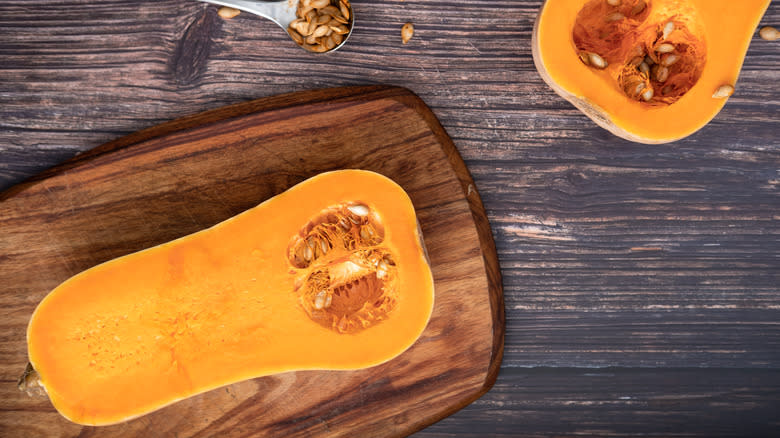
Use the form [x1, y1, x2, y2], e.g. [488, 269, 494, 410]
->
[536, 0, 771, 142]
[26, 170, 434, 426]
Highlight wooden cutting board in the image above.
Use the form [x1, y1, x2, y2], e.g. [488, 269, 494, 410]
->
[0, 86, 503, 437]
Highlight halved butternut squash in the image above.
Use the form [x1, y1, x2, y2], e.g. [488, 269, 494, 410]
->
[23, 169, 434, 426]
[532, 0, 771, 143]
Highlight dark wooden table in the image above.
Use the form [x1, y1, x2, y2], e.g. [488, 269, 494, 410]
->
[1, 1, 779, 436]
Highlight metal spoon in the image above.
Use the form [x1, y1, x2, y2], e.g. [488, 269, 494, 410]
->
[200, 0, 354, 53]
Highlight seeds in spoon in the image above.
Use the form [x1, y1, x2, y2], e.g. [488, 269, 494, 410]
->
[329, 24, 349, 35]
[289, 0, 352, 52]
[319, 6, 340, 16]
[312, 24, 330, 38]
[331, 13, 348, 24]
[313, 14, 331, 26]
[340, 0, 350, 20]
[288, 28, 304, 45]
[324, 34, 338, 50]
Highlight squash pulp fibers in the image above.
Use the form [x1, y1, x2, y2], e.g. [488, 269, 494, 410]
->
[24, 170, 435, 426]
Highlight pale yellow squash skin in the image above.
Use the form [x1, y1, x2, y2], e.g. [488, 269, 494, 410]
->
[532, 0, 771, 144]
[26, 170, 434, 426]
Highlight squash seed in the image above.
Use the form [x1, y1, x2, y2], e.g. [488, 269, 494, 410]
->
[290, 18, 306, 34]
[376, 261, 389, 279]
[712, 84, 734, 98]
[760, 26, 779, 41]
[299, 4, 314, 18]
[288, 28, 304, 45]
[588, 52, 608, 69]
[340, 0, 350, 20]
[331, 13, 348, 24]
[606, 12, 625, 22]
[330, 24, 349, 35]
[303, 245, 313, 261]
[347, 204, 369, 217]
[661, 53, 679, 66]
[310, 0, 330, 8]
[606, 0, 621, 5]
[656, 43, 675, 53]
[662, 21, 675, 40]
[654, 65, 669, 82]
[313, 14, 331, 25]
[306, 19, 318, 35]
[401, 22, 414, 44]
[641, 87, 654, 101]
[631, 0, 646, 15]
[314, 290, 328, 309]
[662, 84, 675, 95]
[629, 56, 644, 67]
[579, 51, 590, 65]
[629, 45, 645, 59]
[319, 5, 340, 16]
[312, 24, 330, 38]
[217, 6, 241, 19]
[639, 62, 650, 75]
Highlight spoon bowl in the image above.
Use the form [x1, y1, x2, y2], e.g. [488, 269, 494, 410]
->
[200, 0, 354, 53]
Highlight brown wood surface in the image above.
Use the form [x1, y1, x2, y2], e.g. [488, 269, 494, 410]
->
[0, 86, 503, 437]
[0, 0, 778, 436]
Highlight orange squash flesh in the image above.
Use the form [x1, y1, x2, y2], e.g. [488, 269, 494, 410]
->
[532, 0, 771, 144]
[25, 170, 434, 426]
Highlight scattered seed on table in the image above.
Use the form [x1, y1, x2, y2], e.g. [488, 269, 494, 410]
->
[402, 22, 414, 44]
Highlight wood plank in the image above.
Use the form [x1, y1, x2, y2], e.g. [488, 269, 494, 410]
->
[417, 367, 780, 437]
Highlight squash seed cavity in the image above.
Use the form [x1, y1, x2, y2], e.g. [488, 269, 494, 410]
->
[574, 0, 707, 106]
[288, 203, 397, 334]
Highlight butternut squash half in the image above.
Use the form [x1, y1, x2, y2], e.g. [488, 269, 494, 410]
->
[532, 0, 771, 143]
[23, 169, 434, 426]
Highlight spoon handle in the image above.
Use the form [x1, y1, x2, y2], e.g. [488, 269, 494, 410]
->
[199, 0, 297, 28]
